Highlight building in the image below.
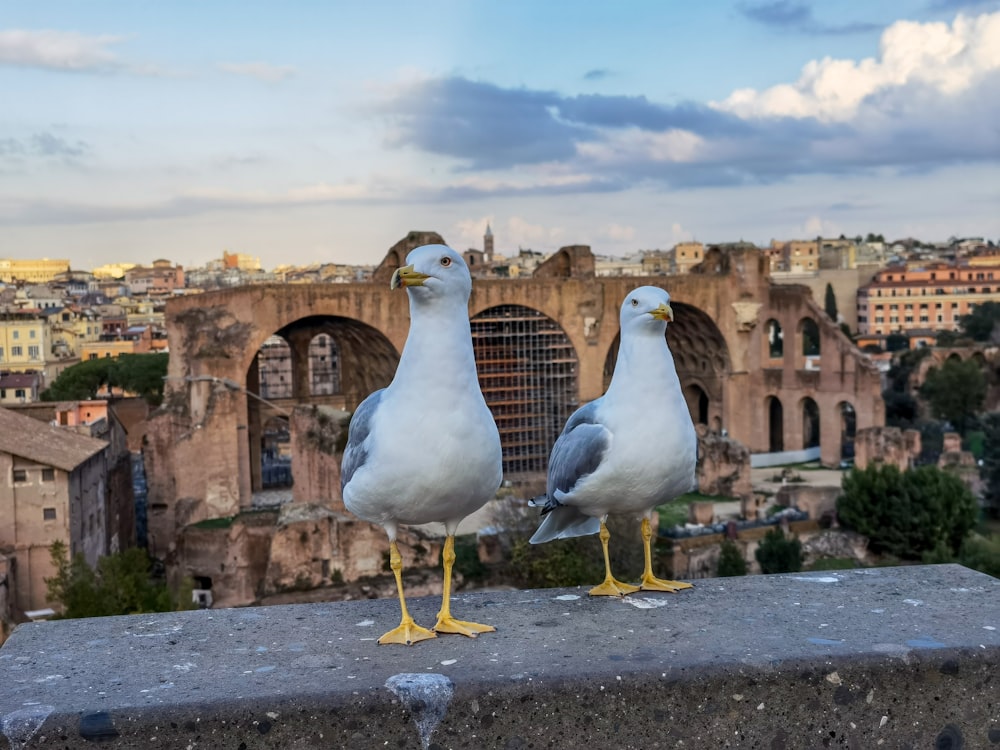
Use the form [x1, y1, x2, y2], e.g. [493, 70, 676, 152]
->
[91, 263, 137, 280]
[857, 260, 1000, 337]
[0, 406, 110, 614]
[125, 260, 185, 297]
[672, 242, 705, 274]
[0, 372, 42, 405]
[0, 259, 71, 284]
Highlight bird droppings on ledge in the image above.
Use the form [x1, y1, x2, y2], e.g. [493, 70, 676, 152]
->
[385, 673, 454, 750]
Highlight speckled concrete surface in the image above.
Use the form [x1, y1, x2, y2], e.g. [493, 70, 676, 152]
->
[1, 564, 997, 749]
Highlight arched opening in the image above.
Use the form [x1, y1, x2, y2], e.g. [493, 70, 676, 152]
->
[801, 397, 820, 449]
[839, 401, 856, 461]
[767, 396, 784, 452]
[258, 335, 292, 400]
[246, 316, 400, 495]
[471, 305, 578, 479]
[308, 333, 341, 396]
[684, 383, 709, 425]
[766, 318, 784, 359]
[972, 351, 987, 369]
[603, 301, 731, 431]
[947, 352, 962, 363]
[261, 415, 292, 488]
[800, 318, 820, 357]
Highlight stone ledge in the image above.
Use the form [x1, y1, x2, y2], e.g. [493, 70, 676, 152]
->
[1, 564, 997, 749]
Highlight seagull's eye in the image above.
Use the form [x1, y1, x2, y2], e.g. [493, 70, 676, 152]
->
[440, 256, 452, 267]
[630, 298, 638, 307]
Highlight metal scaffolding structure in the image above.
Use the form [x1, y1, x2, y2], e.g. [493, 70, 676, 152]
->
[471, 305, 578, 479]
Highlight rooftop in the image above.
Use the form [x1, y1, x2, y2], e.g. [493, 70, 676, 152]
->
[0, 406, 107, 471]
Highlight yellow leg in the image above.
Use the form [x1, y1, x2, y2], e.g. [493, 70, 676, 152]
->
[378, 541, 437, 646]
[434, 535, 495, 637]
[589, 520, 640, 597]
[639, 517, 693, 593]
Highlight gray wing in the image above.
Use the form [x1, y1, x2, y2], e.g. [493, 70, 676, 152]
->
[546, 400, 610, 498]
[528, 401, 608, 544]
[340, 388, 385, 493]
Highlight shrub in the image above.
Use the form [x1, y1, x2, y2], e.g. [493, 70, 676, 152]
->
[755, 527, 803, 574]
[837, 463, 978, 559]
[717, 540, 747, 577]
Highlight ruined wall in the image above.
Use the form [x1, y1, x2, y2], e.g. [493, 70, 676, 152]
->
[854, 426, 921, 471]
[291, 405, 347, 510]
[696, 426, 752, 501]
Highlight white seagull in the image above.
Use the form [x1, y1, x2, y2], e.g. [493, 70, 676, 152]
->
[529, 286, 697, 596]
[341, 244, 502, 645]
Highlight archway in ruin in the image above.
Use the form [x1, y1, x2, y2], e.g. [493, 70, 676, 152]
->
[839, 401, 856, 461]
[767, 396, 784, 452]
[470, 304, 578, 479]
[246, 315, 399, 493]
[801, 397, 820, 450]
[603, 302, 731, 432]
[260, 414, 292, 488]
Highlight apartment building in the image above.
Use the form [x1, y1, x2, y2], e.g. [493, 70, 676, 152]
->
[125, 260, 185, 297]
[857, 260, 1000, 336]
[0, 406, 110, 614]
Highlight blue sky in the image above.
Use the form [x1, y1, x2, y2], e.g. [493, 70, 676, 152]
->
[1, 1, 998, 270]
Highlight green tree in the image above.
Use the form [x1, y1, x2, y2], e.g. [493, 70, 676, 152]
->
[42, 353, 167, 406]
[755, 527, 802, 573]
[980, 412, 1000, 518]
[885, 332, 909, 352]
[837, 464, 978, 560]
[958, 301, 1000, 342]
[919, 358, 986, 434]
[824, 283, 838, 322]
[45, 541, 192, 618]
[717, 540, 747, 577]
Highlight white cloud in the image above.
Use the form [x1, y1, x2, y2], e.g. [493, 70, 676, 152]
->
[577, 127, 704, 163]
[603, 223, 636, 242]
[0, 29, 124, 72]
[218, 62, 296, 83]
[668, 223, 694, 245]
[713, 11, 1000, 121]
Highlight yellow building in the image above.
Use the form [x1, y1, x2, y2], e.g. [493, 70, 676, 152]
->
[0, 258, 71, 283]
[80, 340, 137, 361]
[91, 262, 137, 279]
[672, 242, 704, 274]
[0, 310, 51, 375]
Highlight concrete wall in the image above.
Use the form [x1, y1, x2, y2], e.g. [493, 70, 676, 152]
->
[0, 565, 996, 749]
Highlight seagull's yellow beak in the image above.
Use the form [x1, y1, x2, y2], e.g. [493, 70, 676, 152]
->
[650, 302, 674, 322]
[390, 265, 430, 290]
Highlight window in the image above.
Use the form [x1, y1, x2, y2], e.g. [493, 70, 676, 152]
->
[11, 330, 18, 340]
[28, 345, 39, 359]
[89, 353, 98, 360]
[29, 329, 35, 339]
[10, 346, 21, 357]
[12, 469, 26, 482]
[15, 389, 24, 399]
[43, 507, 56, 520]
[0, 347, 4, 360]
[42, 468, 55, 482]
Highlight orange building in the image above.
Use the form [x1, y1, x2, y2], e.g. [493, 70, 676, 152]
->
[857, 261, 1000, 336]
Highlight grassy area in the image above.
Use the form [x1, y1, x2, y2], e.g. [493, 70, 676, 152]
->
[657, 492, 735, 529]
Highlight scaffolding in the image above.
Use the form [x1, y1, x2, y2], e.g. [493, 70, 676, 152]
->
[471, 305, 578, 479]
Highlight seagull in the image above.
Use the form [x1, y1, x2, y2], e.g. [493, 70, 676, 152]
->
[341, 244, 502, 645]
[529, 286, 696, 597]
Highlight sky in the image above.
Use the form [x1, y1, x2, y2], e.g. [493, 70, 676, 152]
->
[1, 1, 999, 271]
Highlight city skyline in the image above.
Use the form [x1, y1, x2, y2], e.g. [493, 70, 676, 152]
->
[2, 1, 998, 271]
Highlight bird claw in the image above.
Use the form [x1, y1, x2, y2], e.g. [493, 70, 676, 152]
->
[378, 619, 438, 646]
[639, 576, 694, 593]
[433, 616, 496, 638]
[589, 578, 641, 597]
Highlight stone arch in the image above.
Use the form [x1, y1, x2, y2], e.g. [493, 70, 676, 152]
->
[972, 351, 986, 368]
[765, 318, 784, 360]
[839, 401, 856, 460]
[470, 304, 579, 479]
[308, 333, 340, 397]
[767, 396, 784, 452]
[257, 335, 292, 400]
[684, 383, 710, 425]
[800, 317, 820, 357]
[602, 302, 731, 430]
[947, 352, 962, 363]
[246, 315, 400, 493]
[801, 396, 820, 449]
[260, 414, 292, 489]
